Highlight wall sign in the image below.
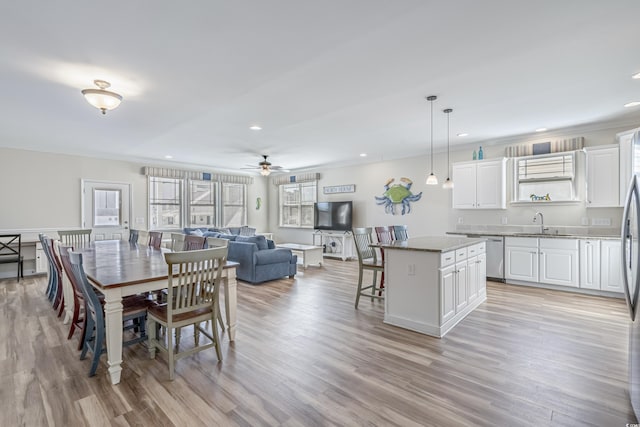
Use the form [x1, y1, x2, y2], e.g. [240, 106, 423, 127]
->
[323, 184, 355, 194]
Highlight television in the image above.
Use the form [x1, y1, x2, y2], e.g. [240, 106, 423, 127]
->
[314, 201, 353, 231]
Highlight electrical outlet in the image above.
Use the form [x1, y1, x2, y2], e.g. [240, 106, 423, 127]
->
[457, 217, 464, 224]
[592, 218, 611, 226]
[581, 217, 589, 226]
[501, 216, 508, 225]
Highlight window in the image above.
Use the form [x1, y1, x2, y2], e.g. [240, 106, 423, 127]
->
[189, 180, 217, 226]
[149, 177, 182, 229]
[221, 183, 247, 227]
[93, 189, 121, 226]
[279, 182, 316, 228]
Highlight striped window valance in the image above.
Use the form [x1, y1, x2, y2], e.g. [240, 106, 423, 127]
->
[271, 172, 320, 185]
[143, 167, 253, 185]
[505, 137, 584, 157]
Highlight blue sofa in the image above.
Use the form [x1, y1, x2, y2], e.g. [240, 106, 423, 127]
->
[183, 229, 297, 284]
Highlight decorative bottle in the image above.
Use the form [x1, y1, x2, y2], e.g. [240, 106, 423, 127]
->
[478, 146, 484, 160]
[472, 150, 477, 160]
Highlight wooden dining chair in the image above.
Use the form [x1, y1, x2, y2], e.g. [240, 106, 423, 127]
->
[54, 241, 77, 326]
[206, 237, 229, 248]
[138, 230, 149, 246]
[183, 235, 206, 251]
[39, 234, 56, 301]
[128, 229, 139, 244]
[58, 229, 92, 246]
[148, 231, 163, 249]
[169, 233, 186, 251]
[68, 251, 150, 377]
[41, 236, 64, 313]
[393, 225, 409, 241]
[0, 234, 23, 282]
[352, 227, 384, 309]
[147, 246, 227, 380]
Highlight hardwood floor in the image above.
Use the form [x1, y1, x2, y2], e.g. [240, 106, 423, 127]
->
[0, 259, 636, 426]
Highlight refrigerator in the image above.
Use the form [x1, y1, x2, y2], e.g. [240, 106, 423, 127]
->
[623, 173, 640, 419]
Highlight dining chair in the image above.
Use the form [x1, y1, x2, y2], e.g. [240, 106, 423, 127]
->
[54, 241, 77, 326]
[68, 251, 150, 377]
[0, 234, 23, 282]
[128, 229, 139, 244]
[138, 230, 149, 246]
[352, 227, 384, 309]
[374, 226, 395, 294]
[148, 231, 163, 249]
[169, 233, 186, 251]
[41, 236, 64, 313]
[183, 235, 206, 251]
[39, 234, 56, 300]
[393, 225, 409, 241]
[147, 246, 228, 380]
[58, 229, 92, 246]
[206, 237, 229, 248]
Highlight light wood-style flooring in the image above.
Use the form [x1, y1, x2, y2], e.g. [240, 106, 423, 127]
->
[0, 259, 636, 426]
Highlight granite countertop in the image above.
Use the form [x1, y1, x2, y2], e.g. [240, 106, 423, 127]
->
[447, 230, 620, 240]
[372, 236, 486, 253]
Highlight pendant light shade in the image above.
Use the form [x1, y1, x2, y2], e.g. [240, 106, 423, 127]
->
[81, 80, 123, 114]
[442, 108, 454, 189]
[425, 95, 438, 185]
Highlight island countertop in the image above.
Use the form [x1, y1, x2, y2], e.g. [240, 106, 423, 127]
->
[371, 236, 485, 253]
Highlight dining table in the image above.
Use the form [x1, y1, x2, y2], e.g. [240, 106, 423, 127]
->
[74, 239, 238, 385]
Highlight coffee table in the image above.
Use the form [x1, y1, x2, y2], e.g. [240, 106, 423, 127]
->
[278, 243, 323, 268]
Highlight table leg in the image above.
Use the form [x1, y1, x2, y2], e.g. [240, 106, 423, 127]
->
[224, 269, 237, 341]
[103, 290, 124, 385]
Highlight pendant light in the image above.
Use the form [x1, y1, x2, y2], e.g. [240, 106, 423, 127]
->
[425, 95, 438, 185]
[442, 108, 454, 189]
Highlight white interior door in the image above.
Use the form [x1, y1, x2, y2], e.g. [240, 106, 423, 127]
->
[81, 180, 131, 241]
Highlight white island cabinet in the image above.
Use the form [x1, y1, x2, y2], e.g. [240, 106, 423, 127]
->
[376, 236, 486, 338]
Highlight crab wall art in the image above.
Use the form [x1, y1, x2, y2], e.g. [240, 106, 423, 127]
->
[375, 177, 422, 215]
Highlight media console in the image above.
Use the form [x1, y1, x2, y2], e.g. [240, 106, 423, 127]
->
[312, 230, 354, 261]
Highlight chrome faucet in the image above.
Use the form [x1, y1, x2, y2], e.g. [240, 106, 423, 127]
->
[533, 211, 548, 234]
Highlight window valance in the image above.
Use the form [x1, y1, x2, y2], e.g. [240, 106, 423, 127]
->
[271, 173, 320, 186]
[142, 167, 253, 184]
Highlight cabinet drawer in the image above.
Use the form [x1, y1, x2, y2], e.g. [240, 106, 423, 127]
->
[441, 251, 455, 267]
[455, 247, 467, 261]
[468, 243, 486, 257]
[539, 238, 579, 251]
[505, 237, 538, 247]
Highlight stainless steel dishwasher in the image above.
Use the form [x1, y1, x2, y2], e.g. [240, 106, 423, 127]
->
[479, 235, 504, 281]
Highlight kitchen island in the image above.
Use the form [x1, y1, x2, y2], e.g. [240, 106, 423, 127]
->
[374, 236, 486, 338]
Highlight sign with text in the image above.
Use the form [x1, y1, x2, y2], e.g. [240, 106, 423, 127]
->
[323, 184, 355, 194]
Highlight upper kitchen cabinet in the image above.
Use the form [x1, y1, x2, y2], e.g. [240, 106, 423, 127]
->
[585, 145, 620, 207]
[512, 151, 579, 204]
[618, 127, 640, 204]
[452, 158, 507, 209]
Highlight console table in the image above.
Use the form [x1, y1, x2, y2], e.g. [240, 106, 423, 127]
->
[312, 231, 354, 261]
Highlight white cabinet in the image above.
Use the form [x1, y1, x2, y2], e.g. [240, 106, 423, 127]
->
[477, 252, 487, 297]
[35, 243, 47, 274]
[452, 158, 507, 209]
[312, 231, 354, 260]
[440, 264, 456, 324]
[455, 260, 468, 312]
[601, 240, 623, 293]
[586, 146, 620, 207]
[579, 240, 601, 290]
[618, 128, 640, 206]
[505, 237, 578, 287]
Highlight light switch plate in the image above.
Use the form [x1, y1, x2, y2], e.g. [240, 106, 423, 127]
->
[501, 216, 508, 225]
[581, 217, 589, 226]
[457, 217, 464, 224]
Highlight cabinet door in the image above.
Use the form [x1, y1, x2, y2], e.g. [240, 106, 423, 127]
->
[35, 245, 47, 274]
[455, 261, 468, 312]
[505, 245, 538, 282]
[467, 255, 478, 303]
[476, 160, 506, 209]
[587, 147, 620, 207]
[579, 240, 601, 290]
[477, 252, 487, 296]
[601, 240, 623, 293]
[539, 247, 579, 287]
[440, 265, 456, 324]
[452, 163, 477, 209]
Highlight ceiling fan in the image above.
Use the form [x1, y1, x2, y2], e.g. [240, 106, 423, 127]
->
[242, 155, 288, 176]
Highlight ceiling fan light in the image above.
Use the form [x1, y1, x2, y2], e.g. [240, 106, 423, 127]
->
[81, 80, 123, 114]
[260, 166, 271, 176]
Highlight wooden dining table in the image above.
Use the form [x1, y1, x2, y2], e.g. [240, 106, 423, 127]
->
[74, 240, 238, 385]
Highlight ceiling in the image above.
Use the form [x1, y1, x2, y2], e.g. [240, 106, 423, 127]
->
[2, 1, 640, 174]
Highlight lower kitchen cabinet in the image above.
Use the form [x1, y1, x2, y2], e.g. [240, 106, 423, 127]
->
[579, 239, 601, 290]
[505, 237, 539, 282]
[539, 238, 579, 287]
[601, 240, 623, 293]
[440, 264, 456, 324]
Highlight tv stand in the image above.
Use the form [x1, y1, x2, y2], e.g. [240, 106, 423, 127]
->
[312, 230, 354, 261]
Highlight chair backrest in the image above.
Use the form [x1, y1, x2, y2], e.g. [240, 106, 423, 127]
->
[148, 231, 163, 249]
[58, 229, 92, 246]
[0, 234, 21, 262]
[58, 244, 84, 301]
[352, 227, 377, 262]
[129, 229, 139, 244]
[138, 230, 149, 246]
[183, 235, 206, 251]
[170, 233, 186, 251]
[43, 236, 62, 278]
[206, 237, 229, 248]
[68, 252, 103, 327]
[238, 226, 256, 236]
[54, 241, 76, 314]
[393, 225, 409, 241]
[164, 247, 228, 318]
[374, 226, 395, 244]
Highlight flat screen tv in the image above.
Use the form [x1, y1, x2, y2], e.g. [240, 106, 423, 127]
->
[314, 201, 353, 231]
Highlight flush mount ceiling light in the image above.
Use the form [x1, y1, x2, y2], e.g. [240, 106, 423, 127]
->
[625, 101, 640, 108]
[442, 108, 454, 190]
[633, 72, 640, 79]
[81, 80, 122, 114]
[425, 95, 438, 185]
[535, 128, 547, 132]
[249, 125, 262, 130]
[457, 133, 469, 137]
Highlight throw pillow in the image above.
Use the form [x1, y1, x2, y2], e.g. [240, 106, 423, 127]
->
[202, 231, 220, 238]
[191, 229, 204, 236]
[236, 235, 268, 250]
[218, 233, 237, 241]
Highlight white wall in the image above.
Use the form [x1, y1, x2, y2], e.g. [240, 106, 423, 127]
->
[0, 147, 268, 233]
[268, 123, 633, 244]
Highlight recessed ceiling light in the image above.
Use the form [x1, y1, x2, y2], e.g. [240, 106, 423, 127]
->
[535, 128, 547, 132]
[625, 101, 640, 108]
[164, 155, 173, 159]
[457, 133, 469, 137]
[633, 72, 640, 79]
[249, 125, 262, 130]
[360, 153, 367, 157]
